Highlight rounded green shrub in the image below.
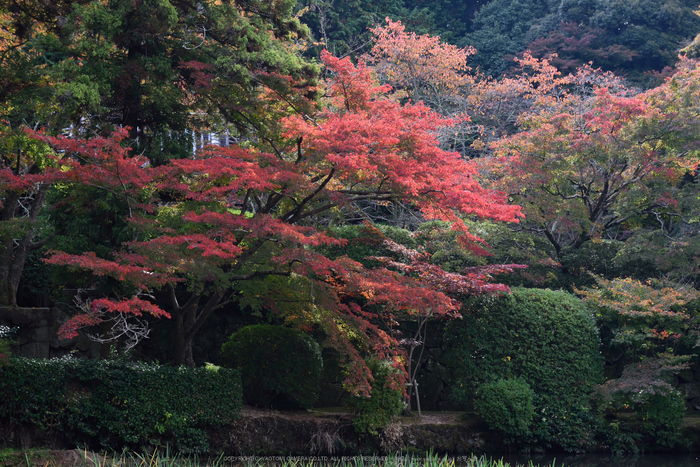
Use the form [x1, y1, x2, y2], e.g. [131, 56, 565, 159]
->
[474, 378, 534, 436]
[446, 288, 604, 451]
[348, 358, 405, 435]
[221, 324, 322, 409]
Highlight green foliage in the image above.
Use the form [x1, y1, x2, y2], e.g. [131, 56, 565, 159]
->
[16, 250, 52, 306]
[558, 240, 626, 286]
[1, 0, 318, 154]
[599, 386, 686, 451]
[221, 324, 322, 409]
[321, 224, 417, 268]
[462, 0, 550, 77]
[578, 275, 698, 366]
[401, 0, 479, 43]
[446, 288, 604, 451]
[463, 0, 700, 83]
[614, 226, 700, 285]
[637, 390, 686, 447]
[413, 221, 477, 273]
[458, 220, 564, 288]
[0, 357, 242, 453]
[348, 358, 404, 435]
[573, 0, 700, 82]
[593, 356, 689, 451]
[298, 0, 407, 57]
[44, 183, 139, 299]
[0, 326, 17, 368]
[558, 0, 700, 83]
[474, 378, 534, 437]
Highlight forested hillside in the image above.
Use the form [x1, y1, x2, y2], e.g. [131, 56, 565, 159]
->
[299, 0, 700, 85]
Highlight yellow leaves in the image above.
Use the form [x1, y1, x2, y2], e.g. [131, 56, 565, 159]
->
[359, 287, 375, 300]
[576, 275, 699, 318]
[471, 139, 486, 151]
[364, 18, 475, 104]
[0, 12, 19, 54]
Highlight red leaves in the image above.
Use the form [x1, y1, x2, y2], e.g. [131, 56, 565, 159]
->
[91, 297, 170, 319]
[483, 62, 698, 251]
[178, 60, 216, 90]
[57, 297, 169, 339]
[372, 237, 526, 298]
[26, 128, 153, 218]
[44, 251, 170, 288]
[0, 168, 55, 194]
[321, 51, 391, 111]
[283, 52, 522, 249]
[33, 51, 526, 393]
[57, 312, 103, 340]
[364, 18, 475, 105]
[161, 146, 281, 199]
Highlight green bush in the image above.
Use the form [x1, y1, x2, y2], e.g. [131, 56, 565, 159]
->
[446, 288, 604, 451]
[638, 390, 686, 447]
[602, 387, 687, 450]
[221, 324, 322, 409]
[0, 325, 17, 367]
[348, 358, 405, 436]
[0, 357, 241, 452]
[474, 378, 534, 437]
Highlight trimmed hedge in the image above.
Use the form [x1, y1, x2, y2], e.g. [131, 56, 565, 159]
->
[221, 324, 323, 409]
[446, 288, 604, 451]
[474, 378, 534, 437]
[0, 357, 241, 453]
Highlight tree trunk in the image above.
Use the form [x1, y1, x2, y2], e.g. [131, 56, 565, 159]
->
[0, 184, 49, 306]
[174, 311, 187, 366]
[168, 288, 225, 366]
[183, 306, 196, 366]
[173, 307, 196, 366]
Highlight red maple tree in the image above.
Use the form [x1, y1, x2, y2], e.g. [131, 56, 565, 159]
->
[479, 55, 700, 259]
[36, 52, 523, 393]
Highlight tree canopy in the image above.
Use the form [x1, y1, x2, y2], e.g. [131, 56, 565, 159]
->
[32, 51, 523, 393]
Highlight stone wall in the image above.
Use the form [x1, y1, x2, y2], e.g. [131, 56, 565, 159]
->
[678, 366, 700, 412]
[0, 306, 100, 359]
[401, 320, 460, 412]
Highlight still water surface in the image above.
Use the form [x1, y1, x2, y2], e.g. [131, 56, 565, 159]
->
[494, 453, 700, 467]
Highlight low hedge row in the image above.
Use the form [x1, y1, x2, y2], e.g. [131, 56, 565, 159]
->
[0, 356, 242, 453]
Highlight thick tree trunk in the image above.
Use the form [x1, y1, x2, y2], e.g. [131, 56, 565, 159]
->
[170, 288, 226, 366]
[0, 280, 14, 307]
[171, 288, 224, 366]
[173, 322, 196, 366]
[0, 184, 49, 306]
[172, 300, 198, 366]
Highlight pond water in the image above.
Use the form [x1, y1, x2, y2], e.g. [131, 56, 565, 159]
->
[231, 453, 700, 467]
[493, 453, 700, 467]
